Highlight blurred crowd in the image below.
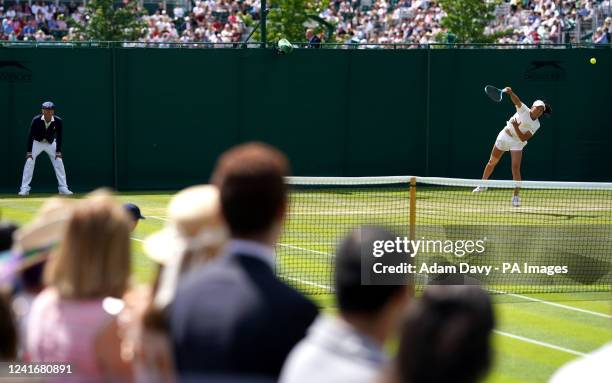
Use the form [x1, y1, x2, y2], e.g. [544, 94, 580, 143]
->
[1, 0, 611, 45]
[321, 0, 446, 46]
[1, 141, 610, 383]
[139, 0, 254, 44]
[0, 1, 77, 41]
[490, 0, 612, 44]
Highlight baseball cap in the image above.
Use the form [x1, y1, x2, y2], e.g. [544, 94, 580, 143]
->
[124, 203, 145, 221]
[41, 101, 55, 109]
[532, 100, 545, 108]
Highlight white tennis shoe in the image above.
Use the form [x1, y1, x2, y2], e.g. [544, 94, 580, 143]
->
[59, 188, 74, 195]
[18, 190, 29, 196]
[511, 195, 521, 207]
[472, 186, 487, 193]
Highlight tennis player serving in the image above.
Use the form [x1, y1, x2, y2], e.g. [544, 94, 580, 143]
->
[473, 87, 552, 207]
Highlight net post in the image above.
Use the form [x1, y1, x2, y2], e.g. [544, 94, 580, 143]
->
[409, 177, 416, 241]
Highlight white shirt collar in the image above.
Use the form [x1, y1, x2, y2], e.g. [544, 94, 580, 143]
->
[308, 315, 388, 367]
[223, 239, 275, 268]
[41, 115, 55, 123]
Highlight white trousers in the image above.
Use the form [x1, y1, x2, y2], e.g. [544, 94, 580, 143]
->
[19, 140, 69, 192]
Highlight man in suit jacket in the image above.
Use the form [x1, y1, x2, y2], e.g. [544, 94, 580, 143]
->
[170, 142, 319, 380]
[18, 101, 73, 196]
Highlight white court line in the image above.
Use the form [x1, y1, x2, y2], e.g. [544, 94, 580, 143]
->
[277, 243, 333, 257]
[491, 289, 612, 319]
[280, 243, 611, 319]
[131, 237, 144, 243]
[147, 216, 169, 222]
[494, 330, 586, 357]
[284, 276, 333, 291]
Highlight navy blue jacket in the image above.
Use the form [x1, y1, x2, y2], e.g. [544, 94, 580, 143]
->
[27, 115, 63, 152]
[170, 253, 319, 379]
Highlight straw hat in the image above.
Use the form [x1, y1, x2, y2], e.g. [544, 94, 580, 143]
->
[144, 185, 226, 309]
[144, 185, 226, 265]
[12, 197, 75, 253]
[1, 198, 75, 286]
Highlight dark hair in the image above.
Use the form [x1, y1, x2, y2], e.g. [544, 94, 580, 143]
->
[211, 142, 289, 237]
[20, 261, 46, 293]
[0, 292, 18, 360]
[544, 103, 552, 116]
[0, 222, 18, 252]
[396, 285, 494, 383]
[335, 226, 410, 315]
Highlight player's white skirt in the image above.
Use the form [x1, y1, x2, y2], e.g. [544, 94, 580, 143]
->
[494, 129, 527, 152]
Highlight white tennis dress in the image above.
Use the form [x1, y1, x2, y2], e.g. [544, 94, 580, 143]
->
[495, 103, 540, 151]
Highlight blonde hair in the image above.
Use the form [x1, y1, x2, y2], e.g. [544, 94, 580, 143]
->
[45, 191, 131, 299]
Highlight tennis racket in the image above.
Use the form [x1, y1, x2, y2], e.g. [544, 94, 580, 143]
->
[484, 85, 504, 102]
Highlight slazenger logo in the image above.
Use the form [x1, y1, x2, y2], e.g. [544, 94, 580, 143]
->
[524, 61, 566, 81]
[0, 61, 32, 82]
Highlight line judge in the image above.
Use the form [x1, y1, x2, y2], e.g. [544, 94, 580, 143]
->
[18, 101, 73, 196]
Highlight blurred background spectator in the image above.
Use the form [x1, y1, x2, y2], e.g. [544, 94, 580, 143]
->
[124, 203, 146, 232]
[1, 0, 610, 44]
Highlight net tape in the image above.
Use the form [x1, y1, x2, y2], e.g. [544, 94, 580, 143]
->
[287, 176, 612, 190]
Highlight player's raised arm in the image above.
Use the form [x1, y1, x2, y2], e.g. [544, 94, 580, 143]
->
[503, 87, 522, 108]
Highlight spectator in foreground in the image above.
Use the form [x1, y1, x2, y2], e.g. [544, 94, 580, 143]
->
[0, 291, 17, 361]
[170, 142, 319, 379]
[0, 222, 19, 288]
[0, 222, 18, 253]
[549, 288, 611, 383]
[10, 197, 75, 357]
[280, 226, 412, 383]
[132, 184, 227, 383]
[549, 342, 612, 383]
[124, 203, 146, 232]
[26, 192, 133, 382]
[0, 223, 18, 361]
[390, 285, 494, 383]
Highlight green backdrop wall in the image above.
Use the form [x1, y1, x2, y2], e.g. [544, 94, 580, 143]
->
[0, 47, 610, 192]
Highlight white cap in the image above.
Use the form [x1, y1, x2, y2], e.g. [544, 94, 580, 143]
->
[532, 100, 545, 108]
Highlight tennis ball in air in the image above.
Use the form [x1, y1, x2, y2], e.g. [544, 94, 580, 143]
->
[590, 57, 596, 64]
